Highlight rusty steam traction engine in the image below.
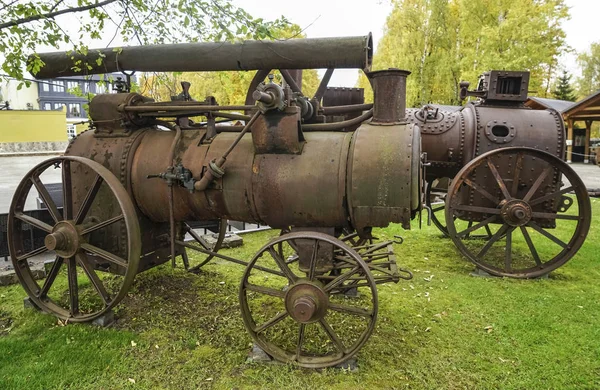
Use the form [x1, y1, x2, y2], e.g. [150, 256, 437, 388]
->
[408, 71, 591, 279]
[9, 35, 420, 368]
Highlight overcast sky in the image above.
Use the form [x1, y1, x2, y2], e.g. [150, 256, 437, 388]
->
[235, 0, 600, 87]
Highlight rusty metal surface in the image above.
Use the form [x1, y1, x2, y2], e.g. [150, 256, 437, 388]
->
[252, 132, 352, 229]
[347, 122, 420, 230]
[31, 35, 373, 79]
[367, 69, 410, 123]
[250, 106, 305, 154]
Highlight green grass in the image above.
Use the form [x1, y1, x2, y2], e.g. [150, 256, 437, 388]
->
[1, 198, 599, 389]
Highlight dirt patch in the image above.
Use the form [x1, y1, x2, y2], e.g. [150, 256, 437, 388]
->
[112, 268, 245, 347]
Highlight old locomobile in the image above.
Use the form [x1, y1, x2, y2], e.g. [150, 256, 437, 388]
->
[408, 71, 591, 278]
[9, 34, 418, 368]
[7, 34, 590, 367]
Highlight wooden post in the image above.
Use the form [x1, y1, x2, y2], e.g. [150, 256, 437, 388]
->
[566, 118, 574, 163]
[585, 120, 592, 164]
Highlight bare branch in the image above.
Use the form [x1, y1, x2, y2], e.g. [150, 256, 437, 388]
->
[0, 0, 119, 30]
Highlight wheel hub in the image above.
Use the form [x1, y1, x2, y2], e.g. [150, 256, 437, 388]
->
[500, 199, 532, 227]
[45, 221, 80, 258]
[285, 280, 329, 324]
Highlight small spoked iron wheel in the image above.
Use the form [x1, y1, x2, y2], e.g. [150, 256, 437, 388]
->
[445, 147, 591, 278]
[239, 231, 377, 368]
[8, 156, 141, 322]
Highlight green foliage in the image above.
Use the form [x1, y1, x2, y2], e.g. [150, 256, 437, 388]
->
[552, 70, 577, 101]
[577, 41, 600, 98]
[360, 0, 569, 107]
[0, 0, 288, 82]
[139, 24, 321, 105]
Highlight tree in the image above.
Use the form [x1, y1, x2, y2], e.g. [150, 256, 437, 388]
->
[577, 41, 600, 98]
[552, 70, 576, 101]
[360, 0, 569, 107]
[139, 24, 321, 105]
[0, 1, 287, 84]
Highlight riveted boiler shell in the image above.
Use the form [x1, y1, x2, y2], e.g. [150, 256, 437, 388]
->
[251, 132, 353, 229]
[347, 122, 421, 230]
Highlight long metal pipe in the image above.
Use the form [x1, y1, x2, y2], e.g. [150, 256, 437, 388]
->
[30, 34, 373, 79]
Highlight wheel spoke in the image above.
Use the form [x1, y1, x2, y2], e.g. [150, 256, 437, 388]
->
[62, 160, 73, 220]
[76, 253, 111, 305]
[16, 246, 48, 262]
[529, 186, 574, 206]
[254, 311, 288, 333]
[67, 256, 79, 316]
[486, 158, 512, 200]
[14, 212, 53, 233]
[520, 226, 542, 267]
[464, 178, 500, 204]
[38, 256, 62, 298]
[328, 302, 373, 317]
[511, 152, 524, 197]
[324, 266, 361, 292]
[476, 224, 509, 259]
[308, 240, 319, 281]
[505, 228, 513, 272]
[75, 174, 103, 225]
[314, 68, 334, 101]
[81, 214, 124, 235]
[523, 166, 553, 202]
[319, 319, 345, 353]
[451, 204, 501, 215]
[457, 215, 497, 238]
[296, 323, 306, 360]
[527, 221, 568, 249]
[80, 242, 128, 268]
[30, 176, 62, 223]
[244, 282, 286, 298]
[531, 212, 581, 221]
[267, 247, 297, 283]
[432, 205, 445, 213]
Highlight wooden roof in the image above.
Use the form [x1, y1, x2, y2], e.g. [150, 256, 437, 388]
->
[562, 89, 600, 122]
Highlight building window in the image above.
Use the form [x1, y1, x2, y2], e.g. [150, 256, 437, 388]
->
[54, 103, 66, 110]
[67, 81, 78, 91]
[43, 102, 52, 110]
[95, 82, 106, 94]
[68, 103, 81, 117]
[83, 82, 90, 94]
[53, 81, 65, 92]
[42, 83, 50, 92]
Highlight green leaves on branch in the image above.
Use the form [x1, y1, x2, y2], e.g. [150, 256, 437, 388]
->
[0, 0, 288, 82]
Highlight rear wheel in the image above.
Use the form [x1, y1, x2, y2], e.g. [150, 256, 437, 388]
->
[8, 156, 141, 322]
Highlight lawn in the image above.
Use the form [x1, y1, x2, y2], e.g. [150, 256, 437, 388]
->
[1, 199, 599, 389]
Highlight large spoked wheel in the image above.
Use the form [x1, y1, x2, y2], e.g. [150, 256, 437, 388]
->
[8, 156, 141, 322]
[240, 232, 378, 368]
[445, 147, 591, 278]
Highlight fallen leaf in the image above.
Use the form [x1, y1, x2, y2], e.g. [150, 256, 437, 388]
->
[425, 327, 431, 332]
[131, 341, 137, 347]
[128, 378, 136, 384]
[484, 326, 493, 333]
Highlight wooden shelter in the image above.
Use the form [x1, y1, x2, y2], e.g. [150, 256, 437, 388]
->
[526, 93, 600, 163]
